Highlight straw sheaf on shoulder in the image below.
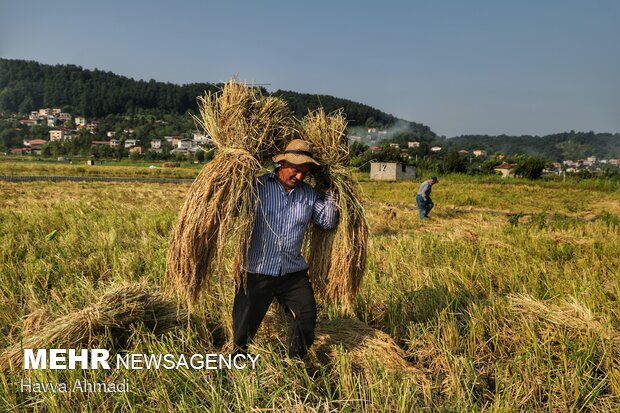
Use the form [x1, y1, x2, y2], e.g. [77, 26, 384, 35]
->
[301, 108, 369, 314]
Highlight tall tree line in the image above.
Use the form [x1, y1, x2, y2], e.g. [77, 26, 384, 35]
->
[0, 59, 407, 129]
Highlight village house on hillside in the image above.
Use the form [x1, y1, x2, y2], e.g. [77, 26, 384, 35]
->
[124, 139, 138, 148]
[192, 132, 212, 145]
[23, 139, 48, 155]
[75, 116, 87, 127]
[49, 129, 69, 141]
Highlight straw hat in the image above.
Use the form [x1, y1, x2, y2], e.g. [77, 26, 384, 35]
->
[273, 139, 321, 167]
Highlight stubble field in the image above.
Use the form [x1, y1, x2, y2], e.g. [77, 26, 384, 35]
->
[1, 171, 619, 412]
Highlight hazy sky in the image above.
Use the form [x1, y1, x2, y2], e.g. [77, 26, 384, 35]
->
[1, 0, 619, 137]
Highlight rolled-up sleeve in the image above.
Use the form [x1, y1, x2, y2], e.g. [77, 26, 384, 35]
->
[312, 191, 339, 229]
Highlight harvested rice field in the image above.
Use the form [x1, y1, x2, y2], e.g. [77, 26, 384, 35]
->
[1, 175, 619, 412]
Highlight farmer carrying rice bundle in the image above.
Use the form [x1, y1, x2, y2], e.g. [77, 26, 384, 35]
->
[233, 139, 339, 358]
[165, 80, 296, 304]
[166, 82, 366, 358]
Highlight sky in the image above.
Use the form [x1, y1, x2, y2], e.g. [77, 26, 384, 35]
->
[1, 0, 619, 137]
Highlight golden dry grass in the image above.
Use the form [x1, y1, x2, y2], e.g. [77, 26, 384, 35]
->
[0, 283, 184, 372]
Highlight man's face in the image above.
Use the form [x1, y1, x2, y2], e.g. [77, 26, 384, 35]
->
[430, 179, 438, 186]
[277, 161, 312, 191]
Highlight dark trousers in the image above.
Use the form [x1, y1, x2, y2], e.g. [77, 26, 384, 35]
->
[232, 269, 317, 358]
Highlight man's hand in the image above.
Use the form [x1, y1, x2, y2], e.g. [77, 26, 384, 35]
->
[313, 168, 334, 191]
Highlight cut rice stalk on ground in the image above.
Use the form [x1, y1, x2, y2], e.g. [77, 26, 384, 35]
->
[0, 283, 184, 372]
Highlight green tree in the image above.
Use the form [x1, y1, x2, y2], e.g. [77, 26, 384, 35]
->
[443, 151, 468, 173]
[514, 156, 546, 179]
[18, 96, 35, 114]
[349, 141, 369, 158]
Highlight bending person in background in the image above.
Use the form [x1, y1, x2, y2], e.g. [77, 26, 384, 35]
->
[416, 176, 438, 220]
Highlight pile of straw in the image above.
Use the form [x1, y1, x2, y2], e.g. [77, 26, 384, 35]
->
[312, 318, 423, 375]
[302, 108, 368, 313]
[165, 81, 295, 304]
[0, 283, 184, 372]
[508, 294, 620, 344]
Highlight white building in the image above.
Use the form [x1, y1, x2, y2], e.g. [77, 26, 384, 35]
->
[192, 132, 211, 145]
[49, 129, 68, 141]
[370, 162, 416, 181]
[177, 138, 193, 150]
[408, 141, 420, 148]
[124, 139, 138, 148]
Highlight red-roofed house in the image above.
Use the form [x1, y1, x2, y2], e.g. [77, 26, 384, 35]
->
[18, 119, 39, 126]
[494, 163, 516, 178]
[24, 139, 48, 147]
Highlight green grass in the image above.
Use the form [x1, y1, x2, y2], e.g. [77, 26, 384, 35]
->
[1, 177, 619, 411]
[0, 159, 201, 179]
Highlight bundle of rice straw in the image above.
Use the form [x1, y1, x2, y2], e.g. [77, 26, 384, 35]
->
[312, 318, 423, 374]
[165, 80, 295, 304]
[302, 108, 369, 314]
[0, 283, 184, 372]
[508, 294, 620, 344]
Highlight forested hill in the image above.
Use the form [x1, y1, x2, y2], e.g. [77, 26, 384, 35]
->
[447, 132, 620, 161]
[271, 90, 397, 127]
[0, 58, 426, 131]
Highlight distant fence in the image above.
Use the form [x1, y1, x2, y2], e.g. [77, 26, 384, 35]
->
[0, 175, 195, 184]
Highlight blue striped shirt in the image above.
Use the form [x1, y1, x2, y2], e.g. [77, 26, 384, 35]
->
[247, 172, 339, 276]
